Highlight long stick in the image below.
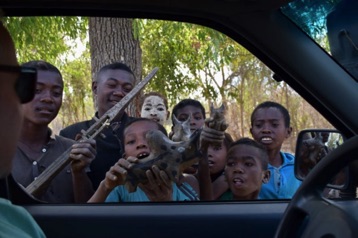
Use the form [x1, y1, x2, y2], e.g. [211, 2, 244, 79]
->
[25, 67, 159, 197]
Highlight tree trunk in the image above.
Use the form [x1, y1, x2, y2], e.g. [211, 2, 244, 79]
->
[88, 18, 142, 116]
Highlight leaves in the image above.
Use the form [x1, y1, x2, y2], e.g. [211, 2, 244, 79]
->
[4, 17, 88, 65]
[4, 17, 91, 132]
[5, 16, 334, 152]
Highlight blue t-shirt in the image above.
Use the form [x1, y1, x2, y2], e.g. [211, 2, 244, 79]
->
[0, 198, 45, 238]
[105, 182, 199, 202]
[259, 152, 302, 199]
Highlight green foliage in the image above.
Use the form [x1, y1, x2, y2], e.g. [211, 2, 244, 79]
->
[136, 19, 335, 151]
[5, 16, 334, 149]
[137, 20, 253, 106]
[59, 48, 93, 127]
[4, 17, 92, 131]
[4, 17, 88, 65]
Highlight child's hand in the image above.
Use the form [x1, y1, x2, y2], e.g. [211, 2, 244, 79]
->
[140, 165, 173, 201]
[69, 139, 96, 173]
[88, 157, 140, 203]
[200, 126, 225, 150]
[103, 157, 138, 190]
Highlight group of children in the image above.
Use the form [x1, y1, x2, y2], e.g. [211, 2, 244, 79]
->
[0, 21, 303, 238]
[11, 58, 301, 203]
[123, 92, 301, 201]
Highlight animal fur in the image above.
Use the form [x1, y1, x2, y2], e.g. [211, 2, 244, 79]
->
[171, 114, 191, 142]
[124, 104, 228, 193]
[206, 103, 228, 131]
[124, 130, 201, 192]
[200, 103, 228, 149]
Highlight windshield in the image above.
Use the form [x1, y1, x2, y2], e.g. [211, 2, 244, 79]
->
[282, 0, 358, 81]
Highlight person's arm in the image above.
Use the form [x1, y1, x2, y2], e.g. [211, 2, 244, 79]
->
[139, 165, 173, 201]
[69, 139, 96, 203]
[87, 157, 136, 203]
[197, 154, 213, 200]
[212, 174, 228, 199]
[71, 171, 94, 203]
[198, 126, 226, 200]
[88, 179, 115, 203]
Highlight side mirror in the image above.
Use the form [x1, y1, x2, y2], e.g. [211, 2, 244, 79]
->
[295, 129, 348, 190]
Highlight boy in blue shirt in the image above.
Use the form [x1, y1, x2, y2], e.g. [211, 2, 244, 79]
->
[88, 118, 198, 202]
[250, 101, 301, 199]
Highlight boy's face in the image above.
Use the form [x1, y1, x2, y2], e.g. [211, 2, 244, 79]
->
[22, 70, 63, 126]
[225, 144, 270, 200]
[93, 69, 135, 117]
[208, 142, 228, 176]
[140, 95, 168, 125]
[175, 105, 205, 133]
[250, 107, 292, 151]
[124, 120, 159, 159]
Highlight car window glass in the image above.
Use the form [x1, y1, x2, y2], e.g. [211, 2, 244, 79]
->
[3, 16, 336, 204]
[282, 0, 358, 81]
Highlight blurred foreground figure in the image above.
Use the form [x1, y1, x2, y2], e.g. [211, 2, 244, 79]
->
[0, 22, 45, 237]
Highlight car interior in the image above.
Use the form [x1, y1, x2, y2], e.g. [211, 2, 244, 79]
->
[0, 0, 358, 237]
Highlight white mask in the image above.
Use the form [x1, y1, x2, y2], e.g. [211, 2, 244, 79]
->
[140, 95, 168, 125]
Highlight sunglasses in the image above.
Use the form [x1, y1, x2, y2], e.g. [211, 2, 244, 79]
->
[0, 65, 37, 103]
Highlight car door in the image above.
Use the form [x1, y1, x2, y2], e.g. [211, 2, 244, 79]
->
[1, 0, 357, 237]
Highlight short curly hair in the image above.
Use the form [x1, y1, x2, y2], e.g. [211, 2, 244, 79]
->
[228, 137, 269, 170]
[250, 101, 290, 128]
[171, 99, 206, 125]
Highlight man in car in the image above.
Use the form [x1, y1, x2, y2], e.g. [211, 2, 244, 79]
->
[60, 62, 136, 190]
[0, 21, 45, 237]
